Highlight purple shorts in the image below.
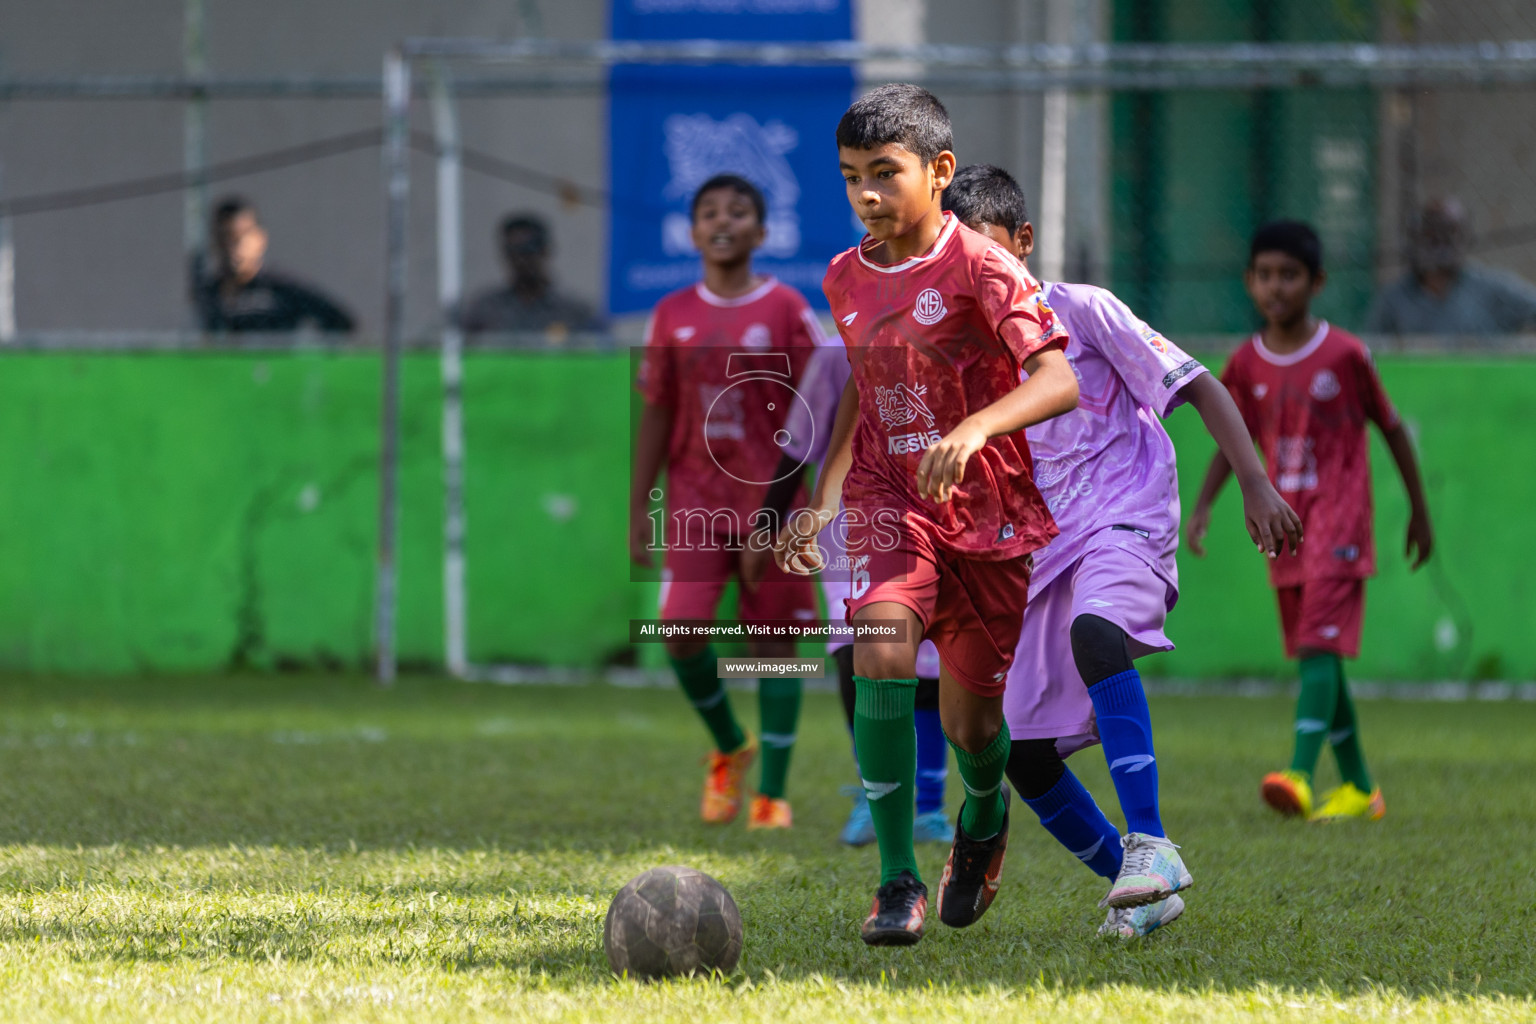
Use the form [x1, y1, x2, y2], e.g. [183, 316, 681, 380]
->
[1004, 530, 1177, 757]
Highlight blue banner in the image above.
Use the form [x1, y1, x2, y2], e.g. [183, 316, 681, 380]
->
[607, 63, 856, 314]
[611, 0, 852, 42]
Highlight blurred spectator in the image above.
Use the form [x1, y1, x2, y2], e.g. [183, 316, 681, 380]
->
[1366, 197, 1536, 335]
[458, 213, 601, 338]
[193, 196, 355, 333]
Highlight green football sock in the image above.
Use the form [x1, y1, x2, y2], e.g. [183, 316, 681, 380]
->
[1289, 653, 1341, 780]
[757, 676, 802, 799]
[853, 675, 920, 884]
[1328, 669, 1374, 792]
[949, 719, 1010, 839]
[670, 646, 745, 754]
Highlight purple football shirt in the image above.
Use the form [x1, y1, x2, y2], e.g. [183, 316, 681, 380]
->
[1024, 282, 1207, 595]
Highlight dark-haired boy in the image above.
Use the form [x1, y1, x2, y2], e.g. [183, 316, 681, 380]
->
[942, 164, 1300, 937]
[1189, 220, 1433, 823]
[775, 85, 1080, 946]
[631, 174, 825, 829]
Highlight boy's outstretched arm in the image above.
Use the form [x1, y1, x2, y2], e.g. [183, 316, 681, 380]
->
[1382, 421, 1434, 569]
[1181, 373, 1303, 559]
[916, 347, 1079, 503]
[774, 375, 858, 574]
[629, 400, 672, 567]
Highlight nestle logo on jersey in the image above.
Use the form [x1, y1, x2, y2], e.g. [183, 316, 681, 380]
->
[888, 430, 943, 455]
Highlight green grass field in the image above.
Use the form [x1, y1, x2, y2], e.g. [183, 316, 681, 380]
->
[0, 673, 1530, 1022]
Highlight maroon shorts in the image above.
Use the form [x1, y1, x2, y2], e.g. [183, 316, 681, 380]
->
[1276, 577, 1364, 658]
[843, 521, 1032, 698]
[660, 546, 818, 624]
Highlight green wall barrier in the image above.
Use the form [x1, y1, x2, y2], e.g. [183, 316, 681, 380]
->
[1160, 356, 1534, 682]
[0, 351, 645, 674]
[0, 351, 1529, 680]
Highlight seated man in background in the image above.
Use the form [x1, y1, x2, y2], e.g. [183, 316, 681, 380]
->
[458, 212, 602, 340]
[1365, 196, 1536, 336]
[192, 196, 355, 334]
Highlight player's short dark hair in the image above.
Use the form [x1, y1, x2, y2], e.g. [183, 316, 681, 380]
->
[499, 213, 549, 251]
[690, 174, 766, 225]
[836, 83, 953, 166]
[1250, 219, 1323, 277]
[943, 164, 1030, 235]
[212, 195, 256, 228]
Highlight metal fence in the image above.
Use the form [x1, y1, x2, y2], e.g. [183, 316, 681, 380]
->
[5, 34, 1536, 682]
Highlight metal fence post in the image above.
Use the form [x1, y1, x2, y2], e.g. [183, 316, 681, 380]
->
[376, 48, 411, 686]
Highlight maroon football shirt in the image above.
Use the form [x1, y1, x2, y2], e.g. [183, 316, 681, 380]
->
[1220, 322, 1401, 587]
[822, 214, 1068, 560]
[637, 278, 822, 524]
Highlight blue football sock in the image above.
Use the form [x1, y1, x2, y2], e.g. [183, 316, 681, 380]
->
[1088, 668, 1165, 838]
[1021, 766, 1123, 880]
[914, 708, 947, 814]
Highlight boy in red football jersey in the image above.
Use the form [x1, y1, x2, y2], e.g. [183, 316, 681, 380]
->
[775, 84, 1079, 946]
[631, 174, 825, 830]
[1189, 220, 1434, 823]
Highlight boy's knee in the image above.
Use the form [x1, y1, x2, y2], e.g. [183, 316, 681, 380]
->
[1005, 738, 1065, 799]
[943, 712, 1002, 755]
[1069, 614, 1133, 687]
[852, 644, 913, 682]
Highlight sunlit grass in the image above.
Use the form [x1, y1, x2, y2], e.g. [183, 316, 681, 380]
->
[0, 674, 1528, 1021]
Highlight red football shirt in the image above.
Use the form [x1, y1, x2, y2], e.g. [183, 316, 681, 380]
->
[1220, 321, 1401, 587]
[637, 278, 822, 527]
[823, 214, 1068, 560]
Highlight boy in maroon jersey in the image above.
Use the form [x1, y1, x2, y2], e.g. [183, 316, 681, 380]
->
[774, 84, 1080, 946]
[631, 174, 824, 830]
[1189, 220, 1434, 823]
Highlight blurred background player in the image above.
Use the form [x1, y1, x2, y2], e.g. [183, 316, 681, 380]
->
[192, 196, 355, 334]
[943, 164, 1299, 937]
[777, 85, 1079, 946]
[1189, 220, 1435, 823]
[458, 212, 603, 340]
[630, 174, 823, 829]
[746, 333, 955, 849]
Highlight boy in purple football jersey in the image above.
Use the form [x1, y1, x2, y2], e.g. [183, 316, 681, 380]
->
[943, 165, 1301, 937]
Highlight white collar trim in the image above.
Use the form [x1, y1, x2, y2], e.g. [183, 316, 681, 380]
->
[695, 277, 778, 308]
[856, 214, 959, 274]
[1252, 320, 1329, 366]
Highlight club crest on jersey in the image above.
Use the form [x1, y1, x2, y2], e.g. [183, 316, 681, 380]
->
[912, 288, 948, 326]
[1310, 369, 1341, 401]
[1138, 324, 1171, 354]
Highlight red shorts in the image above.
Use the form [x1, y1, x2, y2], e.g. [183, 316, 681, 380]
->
[843, 519, 1032, 698]
[1276, 577, 1364, 658]
[660, 546, 818, 624]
